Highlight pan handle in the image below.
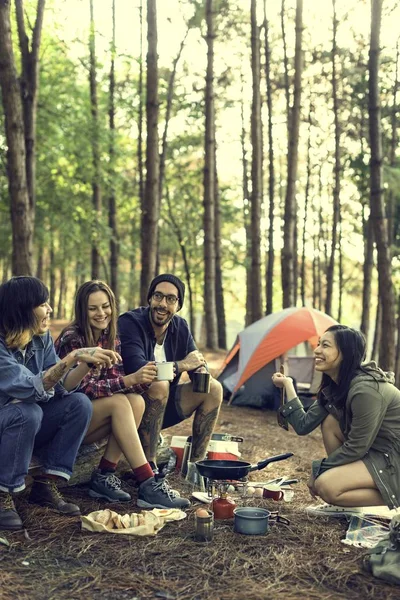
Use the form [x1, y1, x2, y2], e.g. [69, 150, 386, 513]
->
[249, 452, 294, 472]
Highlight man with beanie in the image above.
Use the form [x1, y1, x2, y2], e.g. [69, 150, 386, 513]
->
[118, 274, 223, 487]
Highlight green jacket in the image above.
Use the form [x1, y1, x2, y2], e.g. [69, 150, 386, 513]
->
[279, 363, 400, 509]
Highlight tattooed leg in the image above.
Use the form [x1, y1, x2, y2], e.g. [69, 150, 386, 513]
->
[177, 379, 223, 462]
[191, 406, 220, 462]
[138, 382, 169, 463]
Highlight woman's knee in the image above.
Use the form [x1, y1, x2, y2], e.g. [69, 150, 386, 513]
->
[66, 392, 93, 422]
[13, 402, 43, 433]
[314, 476, 338, 504]
[125, 393, 145, 417]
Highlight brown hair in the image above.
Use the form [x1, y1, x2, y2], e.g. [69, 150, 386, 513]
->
[60, 280, 117, 350]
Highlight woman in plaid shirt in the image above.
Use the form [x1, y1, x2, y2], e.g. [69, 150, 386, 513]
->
[55, 281, 190, 509]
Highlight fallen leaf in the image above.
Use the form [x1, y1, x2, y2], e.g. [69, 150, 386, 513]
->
[0, 537, 9, 547]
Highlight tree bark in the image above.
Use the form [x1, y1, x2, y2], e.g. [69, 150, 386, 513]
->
[203, 0, 218, 349]
[240, 71, 252, 326]
[140, 0, 160, 304]
[249, 0, 263, 323]
[0, 0, 45, 275]
[89, 0, 102, 280]
[368, 0, 395, 370]
[325, 0, 340, 317]
[301, 97, 312, 307]
[281, 0, 303, 308]
[263, 2, 275, 316]
[108, 0, 119, 300]
[214, 161, 226, 349]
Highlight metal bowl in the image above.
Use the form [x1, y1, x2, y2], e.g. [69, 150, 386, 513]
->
[233, 507, 270, 535]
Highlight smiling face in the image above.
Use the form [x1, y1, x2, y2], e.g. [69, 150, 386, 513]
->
[149, 281, 179, 329]
[33, 302, 53, 335]
[314, 331, 343, 382]
[87, 291, 112, 338]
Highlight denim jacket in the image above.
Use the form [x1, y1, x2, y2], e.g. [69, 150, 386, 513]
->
[0, 330, 66, 408]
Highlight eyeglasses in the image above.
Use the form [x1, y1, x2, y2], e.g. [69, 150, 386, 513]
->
[152, 291, 179, 306]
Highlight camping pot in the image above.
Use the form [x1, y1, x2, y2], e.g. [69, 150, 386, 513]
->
[234, 507, 270, 535]
[195, 452, 293, 480]
[193, 370, 211, 394]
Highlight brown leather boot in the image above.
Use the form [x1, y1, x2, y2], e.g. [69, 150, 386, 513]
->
[29, 480, 81, 516]
[0, 491, 23, 530]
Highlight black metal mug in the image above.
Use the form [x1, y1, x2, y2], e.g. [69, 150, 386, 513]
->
[193, 371, 211, 394]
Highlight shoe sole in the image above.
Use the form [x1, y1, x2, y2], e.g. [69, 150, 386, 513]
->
[306, 509, 362, 518]
[137, 499, 189, 510]
[0, 523, 23, 530]
[88, 490, 131, 502]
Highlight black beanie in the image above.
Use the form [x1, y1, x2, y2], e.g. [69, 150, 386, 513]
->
[147, 274, 185, 310]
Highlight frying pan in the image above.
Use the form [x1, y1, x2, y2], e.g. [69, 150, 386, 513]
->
[195, 452, 293, 480]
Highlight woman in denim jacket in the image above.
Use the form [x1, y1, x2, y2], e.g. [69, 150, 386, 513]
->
[272, 325, 400, 517]
[0, 276, 121, 531]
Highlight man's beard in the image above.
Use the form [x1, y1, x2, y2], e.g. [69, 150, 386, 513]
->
[150, 306, 172, 327]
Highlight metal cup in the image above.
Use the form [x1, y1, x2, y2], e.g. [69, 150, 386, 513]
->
[193, 371, 211, 394]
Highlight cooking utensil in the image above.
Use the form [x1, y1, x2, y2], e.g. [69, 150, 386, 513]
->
[277, 363, 289, 431]
[195, 452, 293, 480]
[234, 507, 270, 535]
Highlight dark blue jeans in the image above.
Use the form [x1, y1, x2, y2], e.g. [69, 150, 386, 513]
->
[0, 392, 92, 493]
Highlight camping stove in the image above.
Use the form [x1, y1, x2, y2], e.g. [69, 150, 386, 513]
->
[208, 479, 241, 520]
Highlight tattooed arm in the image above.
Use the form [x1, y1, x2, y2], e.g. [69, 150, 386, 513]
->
[44, 348, 121, 392]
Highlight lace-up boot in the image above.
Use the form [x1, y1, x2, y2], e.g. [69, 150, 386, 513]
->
[0, 491, 23, 530]
[88, 469, 131, 502]
[29, 480, 81, 516]
[137, 477, 190, 509]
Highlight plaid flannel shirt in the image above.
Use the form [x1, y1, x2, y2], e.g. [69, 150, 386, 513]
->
[54, 327, 149, 400]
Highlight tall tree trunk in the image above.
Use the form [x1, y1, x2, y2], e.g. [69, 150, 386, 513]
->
[281, 0, 303, 308]
[325, 0, 341, 317]
[140, 0, 159, 304]
[387, 39, 399, 249]
[263, 2, 275, 316]
[57, 264, 66, 319]
[108, 0, 119, 299]
[371, 302, 382, 364]
[368, 0, 395, 370]
[49, 231, 55, 311]
[203, 0, 218, 349]
[89, 0, 101, 279]
[280, 0, 290, 134]
[249, 0, 263, 323]
[214, 161, 226, 349]
[301, 97, 312, 307]
[240, 71, 252, 326]
[0, 0, 45, 275]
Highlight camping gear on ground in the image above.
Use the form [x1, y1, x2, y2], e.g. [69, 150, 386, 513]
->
[234, 507, 270, 535]
[277, 363, 289, 430]
[342, 515, 390, 549]
[81, 508, 186, 536]
[210, 482, 237, 519]
[171, 433, 242, 473]
[194, 508, 214, 542]
[195, 452, 293, 480]
[262, 484, 284, 501]
[193, 370, 211, 394]
[362, 514, 400, 585]
[218, 307, 337, 409]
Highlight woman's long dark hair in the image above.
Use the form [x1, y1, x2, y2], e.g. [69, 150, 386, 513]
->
[318, 325, 368, 408]
[58, 280, 117, 350]
[0, 276, 49, 348]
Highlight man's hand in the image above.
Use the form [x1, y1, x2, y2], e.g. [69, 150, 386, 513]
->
[125, 362, 157, 386]
[72, 347, 121, 369]
[179, 350, 207, 373]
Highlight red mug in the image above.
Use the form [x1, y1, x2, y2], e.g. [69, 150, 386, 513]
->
[262, 484, 284, 501]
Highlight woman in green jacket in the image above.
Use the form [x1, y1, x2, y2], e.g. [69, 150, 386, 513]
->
[272, 325, 400, 514]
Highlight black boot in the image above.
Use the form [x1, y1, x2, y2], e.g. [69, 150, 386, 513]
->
[29, 480, 81, 516]
[0, 491, 23, 530]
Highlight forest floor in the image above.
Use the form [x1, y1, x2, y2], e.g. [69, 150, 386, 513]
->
[0, 323, 398, 599]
